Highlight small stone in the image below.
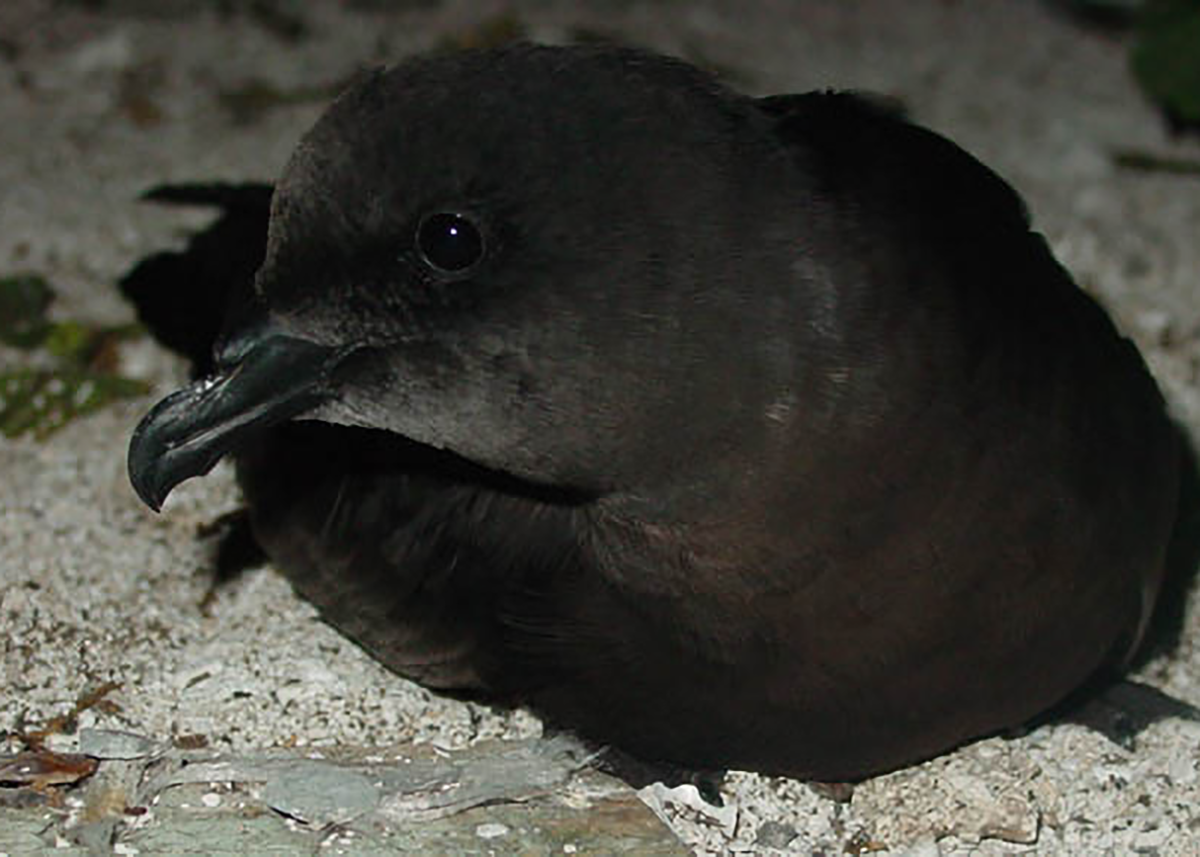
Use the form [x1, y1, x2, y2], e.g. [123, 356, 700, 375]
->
[900, 837, 942, 857]
[1169, 754, 1196, 785]
[79, 729, 159, 760]
[755, 820, 798, 849]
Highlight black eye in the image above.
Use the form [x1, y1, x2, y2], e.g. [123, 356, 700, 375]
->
[415, 212, 485, 274]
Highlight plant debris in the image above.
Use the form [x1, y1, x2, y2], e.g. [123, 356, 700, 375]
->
[0, 274, 148, 439]
[0, 749, 99, 792]
[1131, 0, 1200, 129]
[0, 273, 54, 348]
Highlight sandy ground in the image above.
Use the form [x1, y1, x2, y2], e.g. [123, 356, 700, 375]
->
[3, 0, 1200, 853]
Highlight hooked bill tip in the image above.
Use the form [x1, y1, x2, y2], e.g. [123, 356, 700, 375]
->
[127, 417, 170, 513]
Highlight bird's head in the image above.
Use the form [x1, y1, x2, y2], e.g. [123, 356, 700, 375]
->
[128, 45, 818, 516]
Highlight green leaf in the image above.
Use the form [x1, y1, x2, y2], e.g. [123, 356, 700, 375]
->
[1132, 0, 1200, 124]
[0, 367, 150, 440]
[0, 273, 54, 349]
[42, 320, 143, 367]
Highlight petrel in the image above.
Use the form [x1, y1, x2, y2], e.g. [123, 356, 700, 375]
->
[126, 44, 1182, 780]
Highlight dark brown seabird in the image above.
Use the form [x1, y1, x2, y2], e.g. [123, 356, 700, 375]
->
[126, 43, 1181, 780]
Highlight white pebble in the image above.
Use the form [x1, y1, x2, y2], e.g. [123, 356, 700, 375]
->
[475, 822, 509, 839]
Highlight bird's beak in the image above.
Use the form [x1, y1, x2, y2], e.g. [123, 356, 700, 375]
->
[128, 334, 344, 512]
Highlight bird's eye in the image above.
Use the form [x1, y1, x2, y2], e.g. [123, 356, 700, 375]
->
[415, 212, 485, 274]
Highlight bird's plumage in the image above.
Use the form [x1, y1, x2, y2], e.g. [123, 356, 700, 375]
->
[127, 44, 1180, 779]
